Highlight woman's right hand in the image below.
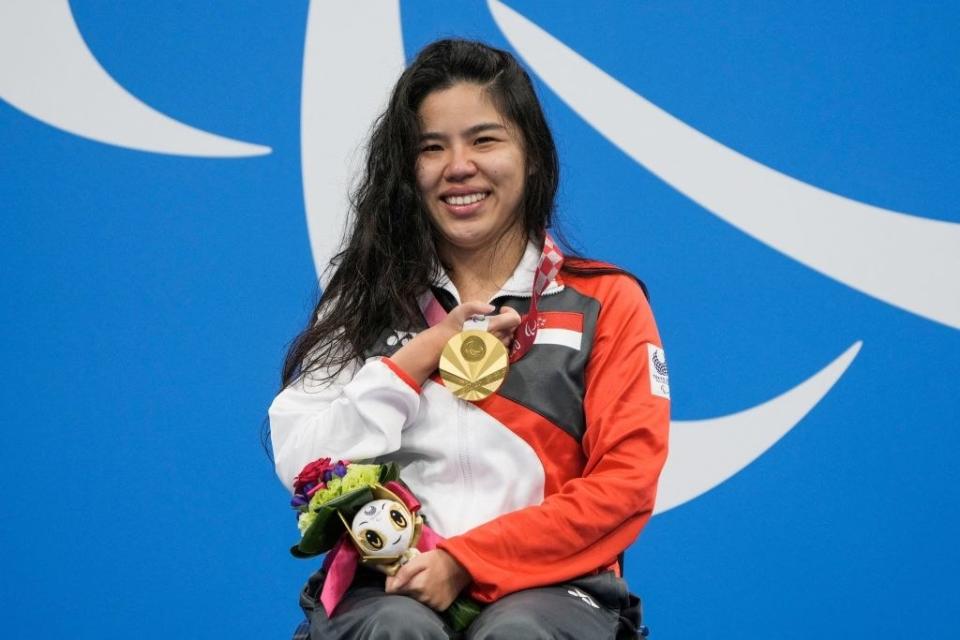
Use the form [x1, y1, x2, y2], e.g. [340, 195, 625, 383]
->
[387, 302, 520, 385]
[443, 302, 521, 349]
[439, 301, 499, 336]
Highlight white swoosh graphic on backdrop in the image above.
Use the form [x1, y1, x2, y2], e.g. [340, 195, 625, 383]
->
[302, 2, 861, 514]
[0, 0, 269, 157]
[655, 342, 861, 513]
[490, 0, 960, 331]
[301, 0, 405, 279]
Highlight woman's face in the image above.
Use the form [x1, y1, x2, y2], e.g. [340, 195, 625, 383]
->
[415, 82, 526, 257]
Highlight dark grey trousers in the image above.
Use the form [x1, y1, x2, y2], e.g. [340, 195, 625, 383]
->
[299, 566, 644, 639]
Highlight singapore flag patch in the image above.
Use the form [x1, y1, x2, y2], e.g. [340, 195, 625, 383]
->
[647, 344, 670, 399]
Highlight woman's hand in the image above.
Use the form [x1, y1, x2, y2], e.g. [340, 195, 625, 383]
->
[485, 305, 521, 349]
[438, 301, 500, 336]
[442, 302, 522, 349]
[388, 302, 520, 384]
[384, 549, 471, 611]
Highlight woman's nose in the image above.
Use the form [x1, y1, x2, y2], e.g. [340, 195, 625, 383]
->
[443, 145, 478, 180]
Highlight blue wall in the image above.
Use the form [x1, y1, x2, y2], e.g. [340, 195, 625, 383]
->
[2, 2, 957, 637]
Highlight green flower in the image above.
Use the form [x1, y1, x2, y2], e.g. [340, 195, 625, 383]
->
[303, 463, 380, 512]
[298, 462, 385, 540]
[340, 464, 381, 492]
[297, 510, 317, 535]
[307, 478, 342, 509]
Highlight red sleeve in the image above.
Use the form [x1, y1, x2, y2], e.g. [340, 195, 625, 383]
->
[438, 275, 670, 602]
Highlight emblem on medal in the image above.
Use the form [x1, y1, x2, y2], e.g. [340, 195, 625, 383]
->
[439, 315, 509, 401]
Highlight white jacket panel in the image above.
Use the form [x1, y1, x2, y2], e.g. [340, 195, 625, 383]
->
[268, 358, 420, 492]
[269, 356, 545, 537]
[380, 379, 545, 536]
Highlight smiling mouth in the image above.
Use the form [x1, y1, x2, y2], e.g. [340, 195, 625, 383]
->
[442, 192, 488, 206]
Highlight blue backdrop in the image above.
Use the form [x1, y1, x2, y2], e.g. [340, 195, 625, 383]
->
[2, 2, 958, 638]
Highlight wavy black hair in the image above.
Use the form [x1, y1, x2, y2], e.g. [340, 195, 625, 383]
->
[280, 39, 562, 387]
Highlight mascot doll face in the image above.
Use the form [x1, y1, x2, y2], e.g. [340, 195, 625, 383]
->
[350, 499, 415, 558]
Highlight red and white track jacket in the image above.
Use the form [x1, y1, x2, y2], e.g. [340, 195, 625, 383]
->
[269, 242, 670, 603]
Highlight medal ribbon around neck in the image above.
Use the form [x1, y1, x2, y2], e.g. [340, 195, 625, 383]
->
[425, 234, 564, 400]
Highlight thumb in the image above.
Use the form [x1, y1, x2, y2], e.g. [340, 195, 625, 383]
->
[497, 305, 520, 322]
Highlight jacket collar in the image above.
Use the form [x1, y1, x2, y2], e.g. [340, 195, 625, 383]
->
[429, 240, 563, 304]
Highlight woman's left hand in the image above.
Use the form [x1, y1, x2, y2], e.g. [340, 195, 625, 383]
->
[384, 549, 471, 611]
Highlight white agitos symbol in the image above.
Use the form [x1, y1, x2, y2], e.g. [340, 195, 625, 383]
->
[2, 1, 940, 514]
[0, 0, 269, 157]
[524, 320, 538, 338]
[300, 1, 406, 284]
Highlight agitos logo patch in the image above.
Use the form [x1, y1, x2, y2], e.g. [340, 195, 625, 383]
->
[647, 344, 670, 400]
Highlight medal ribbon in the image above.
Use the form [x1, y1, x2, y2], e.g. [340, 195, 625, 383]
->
[423, 233, 564, 364]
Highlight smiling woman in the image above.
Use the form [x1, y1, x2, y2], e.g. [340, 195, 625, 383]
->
[416, 83, 527, 270]
[269, 39, 669, 639]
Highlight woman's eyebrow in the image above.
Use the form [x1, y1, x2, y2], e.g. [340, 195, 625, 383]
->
[419, 122, 506, 141]
[463, 122, 506, 136]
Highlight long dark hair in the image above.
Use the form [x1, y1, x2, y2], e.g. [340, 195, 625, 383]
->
[280, 39, 560, 387]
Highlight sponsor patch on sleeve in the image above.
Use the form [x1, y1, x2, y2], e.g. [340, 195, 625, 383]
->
[647, 343, 670, 399]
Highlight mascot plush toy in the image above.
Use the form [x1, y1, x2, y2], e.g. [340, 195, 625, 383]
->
[345, 494, 421, 574]
[289, 458, 480, 630]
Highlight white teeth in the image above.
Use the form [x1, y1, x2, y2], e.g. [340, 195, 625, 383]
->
[445, 192, 487, 206]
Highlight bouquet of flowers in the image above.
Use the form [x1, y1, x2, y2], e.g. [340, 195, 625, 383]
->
[288, 457, 481, 631]
[289, 457, 401, 558]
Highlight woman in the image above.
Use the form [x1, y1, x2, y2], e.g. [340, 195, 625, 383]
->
[270, 39, 669, 639]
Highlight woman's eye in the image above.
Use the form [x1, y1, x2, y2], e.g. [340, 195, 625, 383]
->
[362, 530, 384, 550]
[474, 136, 497, 145]
[390, 509, 408, 530]
[420, 144, 442, 153]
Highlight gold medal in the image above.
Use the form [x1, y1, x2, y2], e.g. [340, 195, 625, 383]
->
[439, 317, 509, 401]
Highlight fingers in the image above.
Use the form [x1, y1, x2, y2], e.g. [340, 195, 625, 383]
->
[448, 302, 496, 326]
[392, 575, 443, 611]
[401, 572, 430, 598]
[487, 306, 521, 347]
[383, 550, 464, 611]
[384, 571, 407, 594]
[384, 574, 400, 594]
[386, 554, 428, 593]
[385, 570, 435, 608]
[487, 306, 520, 332]
[446, 304, 521, 348]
